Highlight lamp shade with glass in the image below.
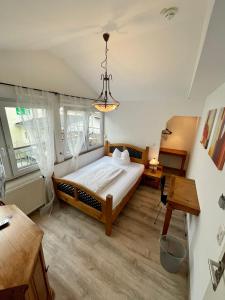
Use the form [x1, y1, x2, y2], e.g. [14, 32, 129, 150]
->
[93, 33, 120, 113]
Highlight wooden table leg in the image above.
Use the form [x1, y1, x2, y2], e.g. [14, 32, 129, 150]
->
[162, 205, 173, 235]
[180, 155, 186, 176]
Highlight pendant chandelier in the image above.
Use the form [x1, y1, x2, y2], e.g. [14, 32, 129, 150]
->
[93, 33, 120, 112]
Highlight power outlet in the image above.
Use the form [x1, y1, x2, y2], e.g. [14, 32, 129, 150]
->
[217, 225, 225, 246]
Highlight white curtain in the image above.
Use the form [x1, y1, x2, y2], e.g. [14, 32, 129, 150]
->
[66, 110, 87, 168]
[15, 87, 55, 214]
[60, 95, 93, 169]
[0, 153, 6, 201]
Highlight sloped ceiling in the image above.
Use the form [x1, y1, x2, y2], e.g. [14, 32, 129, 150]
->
[189, 0, 225, 101]
[0, 0, 210, 102]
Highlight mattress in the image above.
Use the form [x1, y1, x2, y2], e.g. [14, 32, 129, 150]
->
[63, 156, 144, 208]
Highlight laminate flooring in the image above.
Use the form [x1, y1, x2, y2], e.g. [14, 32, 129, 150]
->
[31, 184, 188, 300]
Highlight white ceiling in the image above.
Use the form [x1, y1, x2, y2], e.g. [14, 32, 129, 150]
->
[0, 0, 210, 102]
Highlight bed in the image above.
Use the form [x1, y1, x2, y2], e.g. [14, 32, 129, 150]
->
[52, 141, 149, 236]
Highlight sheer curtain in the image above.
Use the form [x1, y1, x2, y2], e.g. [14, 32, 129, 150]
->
[0, 153, 6, 202]
[15, 87, 55, 214]
[60, 95, 93, 169]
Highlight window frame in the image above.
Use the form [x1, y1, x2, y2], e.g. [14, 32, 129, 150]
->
[0, 96, 105, 181]
[87, 111, 104, 151]
[59, 106, 104, 159]
[0, 121, 13, 180]
[0, 99, 39, 178]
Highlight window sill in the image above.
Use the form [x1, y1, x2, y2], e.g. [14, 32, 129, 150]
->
[6, 170, 42, 192]
[81, 145, 104, 155]
[57, 145, 104, 164]
[6, 146, 104, 183]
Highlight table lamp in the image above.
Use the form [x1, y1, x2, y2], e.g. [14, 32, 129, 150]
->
[149, 158, 159, 173]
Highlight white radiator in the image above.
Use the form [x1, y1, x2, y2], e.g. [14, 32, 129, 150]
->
[5, 176, 46, 215]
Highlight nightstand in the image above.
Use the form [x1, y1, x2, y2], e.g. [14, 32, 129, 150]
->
[142, 166, 163, 189]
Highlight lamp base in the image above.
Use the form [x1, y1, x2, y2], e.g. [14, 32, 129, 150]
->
[150, 166, 157, 173]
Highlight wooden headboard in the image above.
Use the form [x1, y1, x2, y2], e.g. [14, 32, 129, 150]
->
[104, 141, 149, 166]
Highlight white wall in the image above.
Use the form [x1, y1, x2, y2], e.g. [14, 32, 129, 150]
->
[105, 100, 203, 159]
[187, 82, 225, 300]
[203, 243, 225, 300]
[161, 116, 199, 151]
[160, 116, 199, 170]
[0, 49, 96, 97]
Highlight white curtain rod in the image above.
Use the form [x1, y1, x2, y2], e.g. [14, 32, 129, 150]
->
[0, 81, 96, 101]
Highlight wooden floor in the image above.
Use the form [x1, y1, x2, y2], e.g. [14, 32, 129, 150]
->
[31, 184, 188, 300]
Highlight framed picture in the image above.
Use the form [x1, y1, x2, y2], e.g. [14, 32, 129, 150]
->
[208, 107, 225, 170]
[200, 109, 217, 149]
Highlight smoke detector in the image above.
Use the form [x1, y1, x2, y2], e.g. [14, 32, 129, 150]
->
[160, 7, 178, 20]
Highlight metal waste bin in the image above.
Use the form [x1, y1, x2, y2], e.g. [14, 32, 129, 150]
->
[160, 235, 186, 273]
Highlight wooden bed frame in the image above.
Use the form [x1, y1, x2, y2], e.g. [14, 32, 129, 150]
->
[52, 141, 149, 236]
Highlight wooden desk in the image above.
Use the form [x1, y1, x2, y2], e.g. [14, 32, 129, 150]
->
[162, 176, 200, 235]
[159, 147, 187, 176]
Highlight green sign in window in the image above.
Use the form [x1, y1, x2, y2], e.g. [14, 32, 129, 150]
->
[16, 107, 30, 116]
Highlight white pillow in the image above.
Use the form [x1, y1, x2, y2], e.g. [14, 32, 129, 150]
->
[112, 148, 130, 166]
[121, 149, 130, 164]
[112, 148, 121, 159]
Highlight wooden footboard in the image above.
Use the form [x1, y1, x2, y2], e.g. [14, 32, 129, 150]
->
[52, 176, 113, 235]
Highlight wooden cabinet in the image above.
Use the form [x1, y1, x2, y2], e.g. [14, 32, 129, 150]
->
[159, 147, 187, 176]
[0, 205, 54, 300]
[142, 166, 163, 189]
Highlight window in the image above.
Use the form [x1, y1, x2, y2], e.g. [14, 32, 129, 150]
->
[60, 107, 104, 157]
[0, 105, 39, 178]
[88, 112, 103, 149]
[61, 108, 87, 155]
[5, 107, 38, 169]
[0, 95, 104, 180]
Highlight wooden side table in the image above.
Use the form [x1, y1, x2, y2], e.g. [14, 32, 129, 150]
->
[142, 166, 163, 189]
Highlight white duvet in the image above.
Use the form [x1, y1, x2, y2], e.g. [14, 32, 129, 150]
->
[63, 156, 144, 208]
[72, 163, 124, 193]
